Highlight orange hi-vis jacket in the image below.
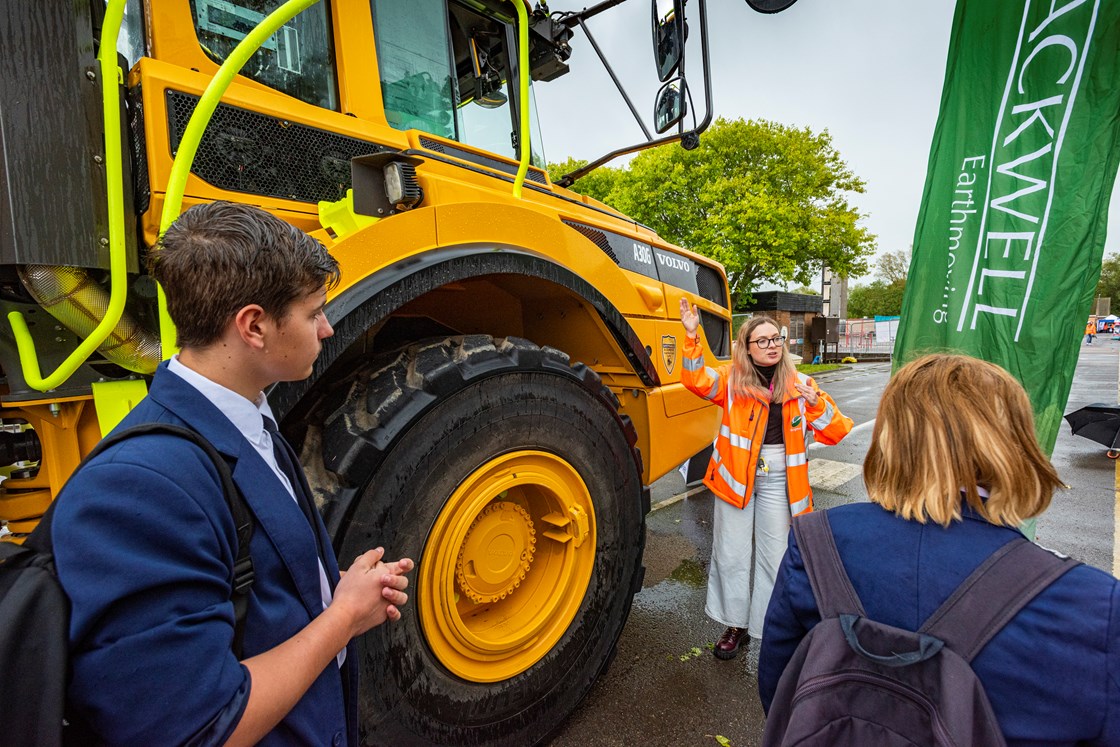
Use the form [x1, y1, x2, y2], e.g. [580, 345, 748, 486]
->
[681, 334, 853, 515]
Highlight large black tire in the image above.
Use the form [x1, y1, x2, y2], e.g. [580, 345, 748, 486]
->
[319, 335, 645, 746]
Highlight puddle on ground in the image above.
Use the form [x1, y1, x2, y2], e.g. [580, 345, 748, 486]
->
[669, 557, 706, 588]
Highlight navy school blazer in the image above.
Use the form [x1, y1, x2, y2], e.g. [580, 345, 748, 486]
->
[52, 362, 358, 746]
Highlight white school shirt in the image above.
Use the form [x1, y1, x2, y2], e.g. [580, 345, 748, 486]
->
[167, 356, 345, 666]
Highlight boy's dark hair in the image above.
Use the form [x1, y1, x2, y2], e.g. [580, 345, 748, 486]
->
[148, 201, 341, 348]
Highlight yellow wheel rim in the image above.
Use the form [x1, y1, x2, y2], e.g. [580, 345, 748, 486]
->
[419, 450, 596, 682]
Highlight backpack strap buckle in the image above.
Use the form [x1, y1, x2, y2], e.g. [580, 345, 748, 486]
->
[232, 556, 255, 594]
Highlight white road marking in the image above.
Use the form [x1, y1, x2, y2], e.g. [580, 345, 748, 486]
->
[808, 418, 875, 451]
[808, 458, 864, 491]
[651, 484, 707, 512]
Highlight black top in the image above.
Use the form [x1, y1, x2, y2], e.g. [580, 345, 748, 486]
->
[756, 364, 785, 445]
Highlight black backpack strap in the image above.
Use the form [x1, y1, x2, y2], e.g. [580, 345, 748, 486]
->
[792, 510, 867, 619]
[48, 423, 256, 658]
[919, 537, 1077, 662]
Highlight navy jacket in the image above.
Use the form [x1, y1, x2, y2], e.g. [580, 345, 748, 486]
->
[53, 363, 358, 746]
[759, 502, 1120, 746]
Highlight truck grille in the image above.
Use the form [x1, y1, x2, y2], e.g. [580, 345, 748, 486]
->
[166, 91, 385, 204]
[562, 221, 617, 262]
[696, 263, 729, 309]
[700, 311, 731, 357]
[418, 136, 547, 184]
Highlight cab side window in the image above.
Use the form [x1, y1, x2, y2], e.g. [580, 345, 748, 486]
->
[370, 0, 457, 139]
[187, 0, 339, 110]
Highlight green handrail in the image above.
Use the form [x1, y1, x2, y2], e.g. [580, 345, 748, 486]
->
[157, 0, 321, 357]
[6, 0, 130, 392]
[509, 0, 530, 199]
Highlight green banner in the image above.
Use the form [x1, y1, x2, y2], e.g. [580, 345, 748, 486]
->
[895, 0, 1120, 453]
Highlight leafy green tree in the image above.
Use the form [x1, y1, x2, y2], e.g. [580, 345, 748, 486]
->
[875, 247, 912, 284]
[847, 279, 905, 318]
[790, 285, 820, 295]
[845, 247, 910, 318]
[547, 158, 623, 206]
[1096, 253, 1120, 314]
[551, 118, 876, 307]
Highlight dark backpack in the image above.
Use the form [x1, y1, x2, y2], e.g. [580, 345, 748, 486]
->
[0, 423, 255, 747]
[762, 509, 1077, 747]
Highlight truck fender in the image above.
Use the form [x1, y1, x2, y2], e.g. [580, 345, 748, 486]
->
[269, 244, 660, 418]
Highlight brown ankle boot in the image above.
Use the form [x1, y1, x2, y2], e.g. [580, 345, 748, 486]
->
[714, 627, 746, 660]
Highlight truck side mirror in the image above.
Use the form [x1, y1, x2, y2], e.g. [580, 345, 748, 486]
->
[654, 78, 686, 134]
[652, 0, 684, 82]
[744, 0, 799, 12]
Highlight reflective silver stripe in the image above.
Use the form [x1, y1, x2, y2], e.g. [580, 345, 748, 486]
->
[789, 495, 811, 515]
[719, 425, 751, 451]
[712, 449, 748, 496]
[718, 464, 749, 497]
[811, 402, 835, 431]
[683, 356, 704, 371]
[786, 452, 808, 468]
[703, 368, 721, 400]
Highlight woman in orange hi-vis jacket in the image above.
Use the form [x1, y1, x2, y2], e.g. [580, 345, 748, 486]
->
[679, 299, 852, 661]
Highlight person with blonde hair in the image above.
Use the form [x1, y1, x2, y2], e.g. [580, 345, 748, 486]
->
[759, 353, 1120, 745]
[679, 300, 852, 660]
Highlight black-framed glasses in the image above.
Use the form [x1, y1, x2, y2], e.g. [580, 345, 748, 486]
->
[749, 335, 786, 349]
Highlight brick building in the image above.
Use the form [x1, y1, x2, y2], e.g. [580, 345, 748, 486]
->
[740, 291, 823, 360]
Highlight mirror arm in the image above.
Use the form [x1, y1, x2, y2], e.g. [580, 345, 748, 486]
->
[692, 0, 714, 133]
[574, 16, 652, 140]
[558, 132, 682, 187]
[557, 0, 630, 28]
[558, 0, 714, 187]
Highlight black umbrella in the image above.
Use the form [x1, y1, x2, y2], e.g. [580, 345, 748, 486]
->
[1064, 403, 1120, 458]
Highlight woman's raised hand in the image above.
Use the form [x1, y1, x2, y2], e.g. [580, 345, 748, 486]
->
[680, 298, 700, 336]
[794, 382, 820, 407]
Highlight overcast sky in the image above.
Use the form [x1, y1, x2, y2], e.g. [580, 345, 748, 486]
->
[533, 0, 1120, 285]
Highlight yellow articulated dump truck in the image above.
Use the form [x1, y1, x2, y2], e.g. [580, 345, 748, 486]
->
[0, 0, 783, 742]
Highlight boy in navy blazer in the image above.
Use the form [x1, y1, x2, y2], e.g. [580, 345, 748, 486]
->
[52, 202, 414, 745]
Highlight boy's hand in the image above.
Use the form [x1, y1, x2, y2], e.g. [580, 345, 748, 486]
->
[334, 548, 414, 637]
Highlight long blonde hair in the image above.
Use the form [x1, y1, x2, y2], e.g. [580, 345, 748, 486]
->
[863, 354, 1062, 527]
[729, 315, 797, 402]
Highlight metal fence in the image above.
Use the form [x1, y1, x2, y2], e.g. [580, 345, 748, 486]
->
[831, 319, 895, 361]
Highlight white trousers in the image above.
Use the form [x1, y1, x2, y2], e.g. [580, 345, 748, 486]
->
[705, 444, 792, 639]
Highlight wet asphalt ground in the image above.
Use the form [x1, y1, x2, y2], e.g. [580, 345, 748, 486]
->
[550, 345, 1118, 747]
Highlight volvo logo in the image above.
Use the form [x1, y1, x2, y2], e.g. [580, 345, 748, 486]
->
[656, 252, 692, 272]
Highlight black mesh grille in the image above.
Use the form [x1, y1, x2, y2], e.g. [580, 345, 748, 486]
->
[128, 85, 150, 215]
[166, 91, 385, 204]
[418, 136, 547, 184]
[700, 311, 731, 358]
[563, 220, 617, 263]
[418, 136, 447, 154]
[696, 264, 729, 309]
